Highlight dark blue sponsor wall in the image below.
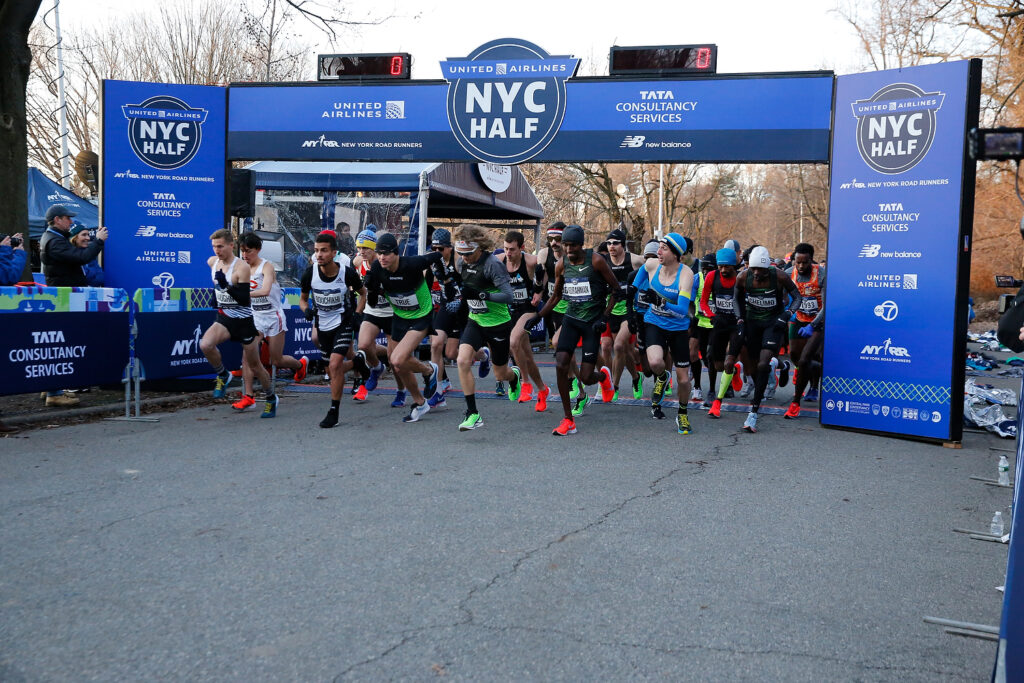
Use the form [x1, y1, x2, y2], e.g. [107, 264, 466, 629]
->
[821, 60, 979, 442]
[102, 81, 227, 294]
[995, 398, 1024, 680]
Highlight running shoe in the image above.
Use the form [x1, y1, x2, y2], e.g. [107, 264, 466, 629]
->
[569, 377, 581, 402]
[350, 376, 361, 395]
[691, 388, 704, 403]
[439, 378, 453, 395]
[613, 389, 619, 402]
[507, 368, 522, 402]
[424, 361, 439, 398]
[552, 417, 577, 436]
[651, 404, 666, 420]
[725, 386, 735, 399]
[739, 377, 755, 398]
[366, 363, 385, 391]
[459, 411, 484, 431]
[702, 397, 713, 409]
[353, 385, 369, 402]
[784, 402, 801, 419]
[402, 402, 430, 423]
[427, 391, 446, 408]
[707, 399, 722, 418]
[598, 366, 615, 404]
[260, 394, 279, 419]
[765, 379, 777, 400]
[804, 386, 819, 402]
[518, 382, 534, 403]
[676, 413, 692, 435]
[535, 385, 550, 412]
[731, 362, 744, 391]
[666, 376, 673, 397]
[632, 373, 643, 400]
[353, 349, 370, 376]
[651, 372, 668, 406]
[212, 372, 233, 398]
[571, 390, 590, 417]
[495, 380, 507, 397]
[294, 356, 309, 383]
[478, 348, 492, 378]
[319, 407, 339, 429]
[779, 360, 791, 387]
[391, 390, 407, 408]
[231, 394, 256, 411]
[742, 411, 759, 433]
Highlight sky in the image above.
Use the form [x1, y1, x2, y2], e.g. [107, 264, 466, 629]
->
[45, 0, 868, 79]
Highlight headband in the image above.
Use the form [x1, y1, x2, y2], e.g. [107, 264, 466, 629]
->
[454, 240, 479, 253]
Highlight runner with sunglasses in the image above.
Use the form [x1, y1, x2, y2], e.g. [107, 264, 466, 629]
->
[602, 228, 645, 401]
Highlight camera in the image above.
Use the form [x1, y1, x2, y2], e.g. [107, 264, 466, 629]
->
[9, 236, 21, 248]
[969, 127, 1024, 161]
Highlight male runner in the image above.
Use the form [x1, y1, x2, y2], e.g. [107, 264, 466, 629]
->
[200, 229, 278, 417]
[500, 230, 551, 411]
[534, 222, 568, 345]
[733, 246, 801, 433]
[233, 233, 308, 412]
[703, 247, 744, 417]
[453, 224, 522, 430]
[602, 228, 645, 401]
[629, 233, 695, 434]
[299, 232, 366, 428]
[525, 225, 618, 436]
[785, 243, 826, 418]
[425, 228, 466, 410]
[688, 252, 716, 406]
[364, 233, 443, 423]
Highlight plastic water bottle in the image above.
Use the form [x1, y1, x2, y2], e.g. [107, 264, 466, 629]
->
[998, 455, 1011, 486]
[990, 511, 1004, 537]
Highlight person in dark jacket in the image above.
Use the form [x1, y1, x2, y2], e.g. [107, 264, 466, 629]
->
[39, 204, 108, 286]
[69, 224, 104, 286]
[0, 232, 28, 285]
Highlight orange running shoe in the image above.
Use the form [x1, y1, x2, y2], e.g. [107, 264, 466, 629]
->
[552, 417, 577, 436]
[353, 385, 369, 402]
[535, 385, 550, 412]
[730, 361, 744, 391]
[784, 402, 801, 419]
[230, 369, 243, 378]
[707, 399, 722, 418]
[231, 394, 256, 411]
[519, 382, 533, 403]
[598, 366, 615, 403]
[294, 356, 308, 383]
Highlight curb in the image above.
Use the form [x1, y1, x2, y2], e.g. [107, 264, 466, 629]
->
[5, 393, 206, 426]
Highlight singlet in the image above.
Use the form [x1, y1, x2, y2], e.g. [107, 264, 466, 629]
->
[505, 255, 532, 310]
[789, 264, 823, 323]
[429, 256, 461, 311]
[310, 264, 353, 332]
[212, 257, 252, 319]
[562, 249, 607, 322]
[607, 252, 634, 317]
[460, 251, 513, 327]
[250, 259, 284, 320]
[371, 255, 436, 320]
[644, 264, 690, 331]
[744, 268, 783, 322]
[544, 247, 568, 314]
[709, 270, 737, 318]
[694, 271, 712, 329]
[358, 258, 393, 318]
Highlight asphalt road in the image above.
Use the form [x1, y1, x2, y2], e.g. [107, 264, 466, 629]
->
[0, 354, 1012, 681]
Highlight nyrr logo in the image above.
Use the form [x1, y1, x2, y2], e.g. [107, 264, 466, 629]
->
[171, 325, 203, 357]
[442, 38, 578, 165]
[852, 82, 945, 174]
[859, 337, 911, 363]
[122, 95, 208, 170]
[302, 135, 340, 148]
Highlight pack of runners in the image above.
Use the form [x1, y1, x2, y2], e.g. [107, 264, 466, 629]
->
[200, 223, 825, 435]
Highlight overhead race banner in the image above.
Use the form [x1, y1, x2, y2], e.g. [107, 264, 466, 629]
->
[102, 80, 227, 294]
[821, 60, 978, 442]
[228, 39, 832, 164]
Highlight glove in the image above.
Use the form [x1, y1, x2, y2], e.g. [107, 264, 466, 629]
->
[798, 324, 813, 338]
[303, 306, 316, 322]
[461, 285, 481, 300]
[214, 269, 229, 288]
[445, 298, 462, 314]
[627, 315, 638, 335]
[642, 289, 662, 305]
[591, 317, 607, 334]
[523, 315, 541, 332]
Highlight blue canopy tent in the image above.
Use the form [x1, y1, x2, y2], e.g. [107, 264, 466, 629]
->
[27, 167, 99, 239]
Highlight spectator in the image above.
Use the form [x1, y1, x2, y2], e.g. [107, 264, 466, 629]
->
[0, 232, 27, 285]
[336, 221, 356, 258]
[69, 224, 104, 286]
[39, 204, 108, 287]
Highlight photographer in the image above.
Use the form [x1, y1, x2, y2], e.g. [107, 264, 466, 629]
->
[39, 204, 108, 286]
[0, 232, 27, 285]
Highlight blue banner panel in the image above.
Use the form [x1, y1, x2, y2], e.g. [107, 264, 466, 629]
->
[102, 80, 226, 294]
[281, 308, 321, 363]
[995, 386, 1024, 680]
[1, 312, 129, 394]
[226, 74, 833, 163]
[821, 61, 971, 440]
[134, 311, 240, 381]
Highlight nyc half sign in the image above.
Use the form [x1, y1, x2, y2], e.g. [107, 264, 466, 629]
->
[852, 82, 945, 175]
[442, 38, 578, 164]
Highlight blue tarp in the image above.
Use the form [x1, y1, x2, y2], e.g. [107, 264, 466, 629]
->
[27, 167, 99, 239]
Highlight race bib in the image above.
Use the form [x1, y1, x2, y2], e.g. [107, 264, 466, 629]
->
[313, 290, 343, 311]
[389, 292, 419, 310]
[214, 288, 234, 306]
[251, 295, 272, 311]
[799, 297, 820, 313]
[512, 288, 528, 302]
[713, 295, 734, 313]
[563, 279, 592, 301]
[468, 298, 488, 313]
[431, 289, 442, 306]
[547, 281, 555, 297]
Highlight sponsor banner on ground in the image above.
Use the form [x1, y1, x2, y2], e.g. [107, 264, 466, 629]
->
[822, 60, 974, 440]
[0, 286, 129, 313]
[103, 80, 227, 295]
[134, 310, 240, 382]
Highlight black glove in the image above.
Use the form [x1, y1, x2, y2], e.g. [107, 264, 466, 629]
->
[461, 285, 481, 300]
[627, 315, 638, 335]
[214, 269, 229, 288]
[523, 315, 541, 331]
[303, 306, 316, 322]
[591, 317, 607, 334]
[642, 288, 662, 305]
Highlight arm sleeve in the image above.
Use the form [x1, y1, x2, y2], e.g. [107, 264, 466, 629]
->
[781, 272, 802, 315]
[735, 276, 746, 320]
[481, 256, 515, 304]
[403, 252, 443, 273]
[344, 265, 362, 290]
[300, 266, 314, 294]
[699, 271, 715, 318]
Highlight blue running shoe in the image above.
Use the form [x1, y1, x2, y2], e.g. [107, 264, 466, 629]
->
[212, 372, 233, 398]
[427, 391, 446, 408]
[366, 363, 385, 392]
[424, 361, 439, 398]
[391, 390, 407, 408]
[260, 394, 279, 418]
[804, 386, 818, 402]
[478, 347, 491, 378]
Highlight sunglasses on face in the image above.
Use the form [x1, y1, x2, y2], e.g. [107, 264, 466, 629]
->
[432, 246, 447, 252]
[607, 240, 623, 246]
[375, 249, 397, 256]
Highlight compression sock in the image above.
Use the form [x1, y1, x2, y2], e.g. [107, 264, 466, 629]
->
[466, 394, 478, 414]
[718, 372, 733, 400]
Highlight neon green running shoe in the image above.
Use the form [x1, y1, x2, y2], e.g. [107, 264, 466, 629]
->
[507, 367, 522, 402]
[459, 412, 484, 431]
[571, 391, 590, 417]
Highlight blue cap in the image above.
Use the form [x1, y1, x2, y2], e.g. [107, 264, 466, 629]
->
[363, 223, 378, 233]
[715, 248, 738, 266]
[431, 228, 452, 247]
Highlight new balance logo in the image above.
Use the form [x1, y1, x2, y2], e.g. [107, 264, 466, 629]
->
[859, 244, 881, 257]
[620, 135, 645, 148]
[136, 225, 157, 237]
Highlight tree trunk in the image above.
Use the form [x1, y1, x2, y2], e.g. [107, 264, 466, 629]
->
[0, 0, 43, 281]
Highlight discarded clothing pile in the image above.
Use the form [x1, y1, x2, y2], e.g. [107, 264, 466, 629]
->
[966, 352, 1000, 372]
[968, 329, 1005, 351]
[963, 378, 1018, 438]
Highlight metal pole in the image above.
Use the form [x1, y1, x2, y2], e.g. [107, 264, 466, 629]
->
[53, 0, 71, 189]
[417, 171, 430, 255]
[799, 202, 804, 243]
[657, 164, 664, 240]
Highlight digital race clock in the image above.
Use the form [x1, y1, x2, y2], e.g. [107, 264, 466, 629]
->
[609, 45, 718, 76]
[317, 53, 412, 81]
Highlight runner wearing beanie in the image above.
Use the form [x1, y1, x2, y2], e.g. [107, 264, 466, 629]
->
[628, 239, 662, 395]
[704, 247, 745, 417]
[629, 232, 695, 434]
[689, 252, 716, 406]
[601, 227, 645, 402]
[524, 224, 619, 435]
[733, 245, 801, 433]
[425, 228, 472, 409]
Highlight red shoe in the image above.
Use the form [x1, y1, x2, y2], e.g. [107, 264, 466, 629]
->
[707, 399, 722, 418]
[353, 385, 368, 402]
[535, 385, 550, 412]
[230, 369, 243, 378]
[519, 382, 533, 403]
[731, 362, 744, 391]
[294, 356, 308, 383]
[598, 366, 614, 403]
[784, 402, 801, 419]
[231, 394, 256, 411]
[552, 417, 577, 436]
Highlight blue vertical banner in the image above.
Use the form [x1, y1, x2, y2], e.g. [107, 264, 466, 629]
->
[994, 394, 1024, 681]
[102, 80, 227, 294]
[821, 60, 979, 442]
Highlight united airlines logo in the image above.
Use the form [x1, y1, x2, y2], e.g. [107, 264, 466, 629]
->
[122, 95, 207, 170]
[441, 38, 578, 165]
[852, 82, 945, 174]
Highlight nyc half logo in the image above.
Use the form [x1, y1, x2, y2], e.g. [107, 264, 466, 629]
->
[122, 95, 208, 170]
[852, 82, 945, 174]
[442, 38, 578, 164]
